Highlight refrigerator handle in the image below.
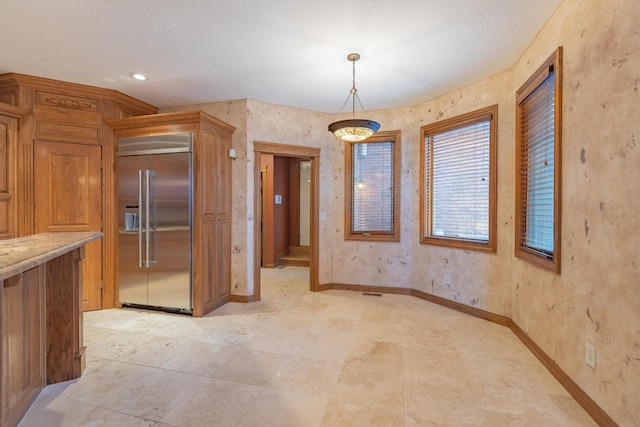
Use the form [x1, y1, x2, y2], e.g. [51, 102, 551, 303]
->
[147, 169, 157, 267]
[145, 169, 150, 268]
[138, 170, 144, 268]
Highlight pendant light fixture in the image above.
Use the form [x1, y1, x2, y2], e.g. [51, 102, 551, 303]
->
[328, 53, 380, 141]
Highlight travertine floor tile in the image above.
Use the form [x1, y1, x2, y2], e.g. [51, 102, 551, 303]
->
[19, 266, 596, 427]
[237, 388, 328, 427]
[98, 369, 208, 420]
[160, 377, 262, 427]
[161, 341, 240, 377]
[54, 358, 157, 407]
[267, 355, 343, 398]
[213, 347, 288, 386]
[322, 399, 404, 426]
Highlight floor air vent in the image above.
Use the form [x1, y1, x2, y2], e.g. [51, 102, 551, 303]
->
[362, 292, 383, 297]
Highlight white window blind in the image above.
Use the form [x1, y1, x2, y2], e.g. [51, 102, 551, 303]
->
[350, 141, 394, 233]
[519, 71, 555, 256]
[424, 120, 491, 242]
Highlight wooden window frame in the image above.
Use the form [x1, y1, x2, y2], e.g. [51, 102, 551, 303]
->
[344, 130, 401, 242]
[420, 105, 498, 253]
[515, 47, 563, 273]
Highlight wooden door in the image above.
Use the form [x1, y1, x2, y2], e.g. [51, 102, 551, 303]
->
[34, 141, 102, 311]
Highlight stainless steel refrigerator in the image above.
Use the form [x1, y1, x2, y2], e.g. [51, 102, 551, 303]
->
[117, 133, 193, 314]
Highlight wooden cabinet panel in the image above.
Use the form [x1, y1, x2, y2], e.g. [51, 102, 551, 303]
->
[0, 120, 8, 192]
[0, 200, 10, 236]
[0, 104, 26, 240]
[34, 141, 103, 311]
[216, 214, 231, 301]
[1, 266, 45, 427]
[35, 121, 100, 145]
[46, 249, 85, 383]
[0, 118, 11, 238]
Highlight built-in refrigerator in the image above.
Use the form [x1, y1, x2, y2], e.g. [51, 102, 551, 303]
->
[117, 133, 193, 314]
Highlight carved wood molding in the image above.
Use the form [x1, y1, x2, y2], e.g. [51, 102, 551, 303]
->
[37, 92, 99, 113]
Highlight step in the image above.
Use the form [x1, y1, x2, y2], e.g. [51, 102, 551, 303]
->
[288, 245, 310, 255]
[279, 252, 310, 267]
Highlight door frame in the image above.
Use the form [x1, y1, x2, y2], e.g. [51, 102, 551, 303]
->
[253, 142, 320, 300]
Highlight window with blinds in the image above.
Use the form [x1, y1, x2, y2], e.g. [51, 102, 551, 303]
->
[345, 130, 400, 241]
[420, 105, 497, 252]
[515, 47, 562, 273]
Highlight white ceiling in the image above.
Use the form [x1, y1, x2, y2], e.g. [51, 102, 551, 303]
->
[1, 0, 562, 113]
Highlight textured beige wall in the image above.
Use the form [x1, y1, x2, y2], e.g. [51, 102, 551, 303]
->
[160, 100, 253, 295]
[245, 99, 337, 288]
[159, 0, 639, 422]
[510, 0, 640, 424]
[405, 71, 515, 316]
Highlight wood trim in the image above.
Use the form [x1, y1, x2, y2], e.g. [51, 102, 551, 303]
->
[514, 47, 562, 273]
[344, 130, 401, 242]
[309, 152, 320, 292]
[411, 288, 510, 326]
[419, 105, 498, 253]
[229, 294, 258, 303]
[253, 141, 321, 299]
[0, 102, 29, 118]
[101, 100, 118, 309]
[107, 110, 235, 134]
[0, 73, 156, 112]
[289, 160, 301, 247]
[508, 321, 618, 427]
[262, 262, 281, 269]
[253, 151, 263, 302]
[324, 282, 411, 295]
[254, 141, 320, 158]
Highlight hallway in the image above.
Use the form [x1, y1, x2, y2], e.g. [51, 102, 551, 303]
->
[19, 266, 594, 426]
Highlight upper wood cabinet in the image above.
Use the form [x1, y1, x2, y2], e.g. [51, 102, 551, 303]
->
[0, 72, 157, 311]
[0, 103, 28, 240]
[107, 111, 235, 317]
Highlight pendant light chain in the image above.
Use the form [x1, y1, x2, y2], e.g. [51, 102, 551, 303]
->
[352, 57, 357, 115]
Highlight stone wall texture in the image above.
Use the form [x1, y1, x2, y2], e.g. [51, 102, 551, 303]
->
[160, 0, 640, 423]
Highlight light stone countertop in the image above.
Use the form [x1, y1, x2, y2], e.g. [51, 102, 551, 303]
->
[0, 232, 103, 280]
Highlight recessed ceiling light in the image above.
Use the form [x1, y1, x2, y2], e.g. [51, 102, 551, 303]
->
[129, 72, 147, 81]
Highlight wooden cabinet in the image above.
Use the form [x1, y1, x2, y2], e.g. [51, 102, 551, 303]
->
[0, 73, 157, 311]
[1, 266, 45, 427]
[0, 103, 28, 240]
[107, 111, 234, 316]
[0, 231, 100, 427]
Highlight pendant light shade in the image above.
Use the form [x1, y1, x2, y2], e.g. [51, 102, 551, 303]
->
[328, 53, 380, 141]
[328, 119, 380, 141]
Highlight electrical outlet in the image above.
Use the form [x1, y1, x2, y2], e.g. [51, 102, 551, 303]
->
[444, 273, 451, 285]
[585, 342, 596, 369]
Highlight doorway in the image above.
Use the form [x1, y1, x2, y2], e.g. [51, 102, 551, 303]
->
[253, 142, 320, 301]
[260, 156, 310, 268]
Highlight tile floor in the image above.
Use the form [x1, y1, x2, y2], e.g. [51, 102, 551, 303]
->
[19, 266, 595, 426]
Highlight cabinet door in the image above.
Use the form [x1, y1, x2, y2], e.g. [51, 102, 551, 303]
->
[1, 266, 45, 427]
[0, 113, 17, 239]
[34, 141, 103, 311]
